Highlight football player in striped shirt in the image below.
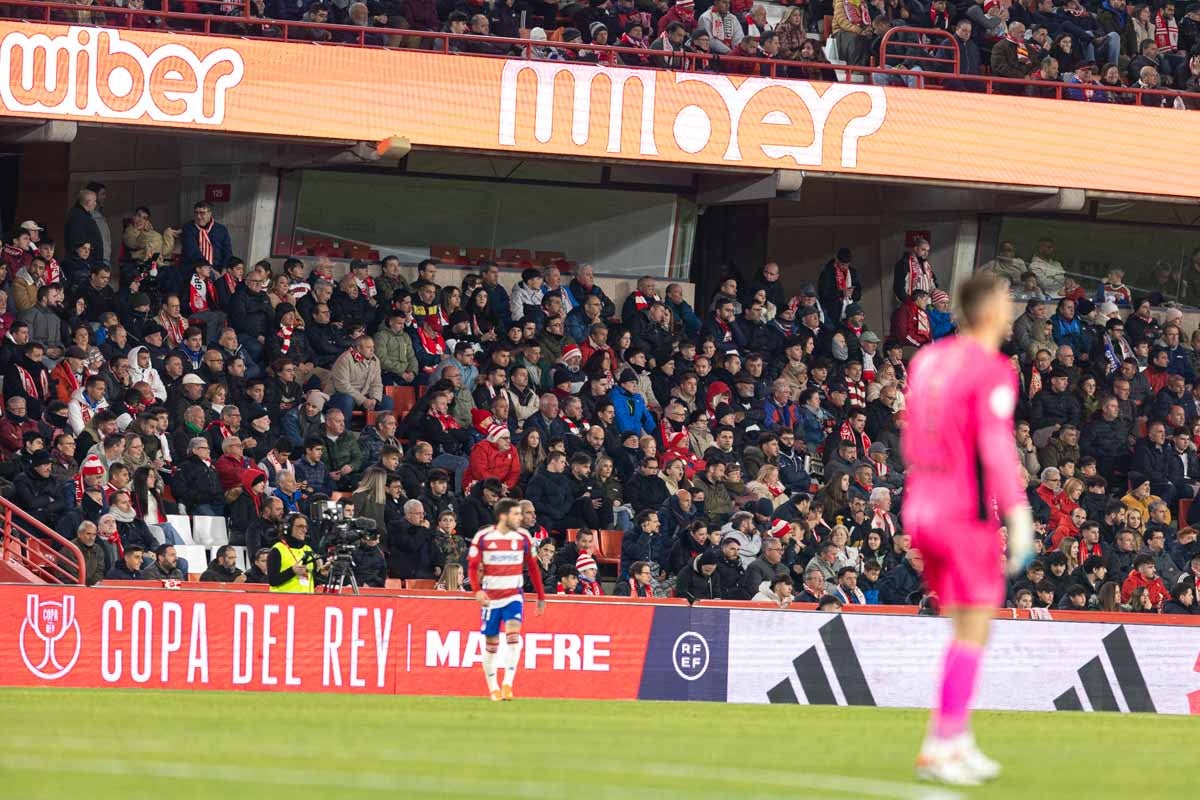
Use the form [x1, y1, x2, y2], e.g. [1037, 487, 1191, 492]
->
[468, 499, 546, 701]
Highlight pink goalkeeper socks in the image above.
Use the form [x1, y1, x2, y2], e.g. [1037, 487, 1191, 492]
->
[934, 640, 984, 740]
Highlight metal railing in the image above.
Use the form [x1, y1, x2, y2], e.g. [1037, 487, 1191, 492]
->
[2, 4, 1196, 107]
[1, 495, 85, 585]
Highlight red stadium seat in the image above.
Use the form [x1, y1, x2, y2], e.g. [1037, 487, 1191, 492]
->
[566, 528, 580, 543]
[466, 247, 494, 264]
[1181, 498, 1192, 525]
[595, 530, 623, 567]
[385, 578, 405, 590]
[405, 579, 437, 590]
[430, 244, 461, 261]
[389, 386, 418, 419]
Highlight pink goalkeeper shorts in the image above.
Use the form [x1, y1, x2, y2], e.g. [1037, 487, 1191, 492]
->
[909, 520, 1005, 609]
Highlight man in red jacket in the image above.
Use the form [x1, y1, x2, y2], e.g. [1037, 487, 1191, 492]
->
[464, 423, 521, 490]
[890, 289, 932, 348]
[1121, 554, 1169, 607]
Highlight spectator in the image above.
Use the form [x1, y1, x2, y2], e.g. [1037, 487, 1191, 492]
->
[67, 520, 110, 586]
[104, 541, 146, 580]
[180, 201, 233, 271]
[1121, 553, 1169, 607]
[141, 544, 183, 582]
[878, 548, 925, 605]
[200, 545, 245, 582]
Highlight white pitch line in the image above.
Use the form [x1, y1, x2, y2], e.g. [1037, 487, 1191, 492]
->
[0, 739, 964, 800]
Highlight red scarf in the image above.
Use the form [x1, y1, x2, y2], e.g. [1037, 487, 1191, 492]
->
[17, 364, 47, 399]
[277, 325, 293, 355]
[871, 510, 895, 538]
[189, 273, 215, 313]
[835, 262, 851, 291]
[196, 220, 214, 265]
[417, 327, 445, 372]
[1028, 368, 1043, 398]
[222, 272, 239, 296]
[874, 459, 889, 478]
[431, 411, 458, 431]
[906, 254, 935, 297]
[355, 275, 377, 299]
[1080, 539, 1104, 561]
[560, 414, 589, 436]
[767, 484, 784, 498]
[350, 348, 366, 364]
[713, 316, 732, 341]
[158, 312, 185, 346]
[1005, 33, 1029, 62]
[208, 420, 232, 441]
[44, 257, 61, 286]
[839, 421, 871, 452]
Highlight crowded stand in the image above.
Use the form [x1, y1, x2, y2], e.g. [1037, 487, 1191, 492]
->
[12, 0, 1200, 103]
[0, 184, 1193, 620]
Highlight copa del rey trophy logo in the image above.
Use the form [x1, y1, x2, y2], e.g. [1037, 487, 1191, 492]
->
[20, 593, 81, 680]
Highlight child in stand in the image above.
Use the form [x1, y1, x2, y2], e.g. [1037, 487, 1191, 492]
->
[1096, 268, 1132, 307]
[576, 554, 604, 596]
[555, 564, 580, 595]
[1012, 271, 1051, 302]
[929, 289, 957, 340]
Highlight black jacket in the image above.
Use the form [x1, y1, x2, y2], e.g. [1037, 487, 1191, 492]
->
[397, 454, 431, 502]
[817, 258, 861, 327]
[1030, 388, 1082, 431]
[525, 467, 572, 531]
[877, 560, 924, 604]
[105, 561, 144, 580]
[624, 473, 669, 513]
[117, 518, 158, 554]
[386, 521, 439, 579]
[676, 557, 722, 603]
[200, 561, 243, 582]
[353, 543, 388, 587]
[64, 204, 104, 265]
[14, 468, 66, 527]
[244, 514, 281, 555]
[1132, 439, 1174, 485]
[228, 285, 274, 340]
[171, 454, 224, 508]
[715, 554, 747, 600]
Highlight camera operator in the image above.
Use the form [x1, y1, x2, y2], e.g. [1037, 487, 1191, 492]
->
[268, 513, 327, 593]
[353, 529, 387, 588]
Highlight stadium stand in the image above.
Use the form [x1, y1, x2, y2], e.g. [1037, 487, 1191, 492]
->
[0, 197, 1193, 616]
[2, 0, 1199, 104]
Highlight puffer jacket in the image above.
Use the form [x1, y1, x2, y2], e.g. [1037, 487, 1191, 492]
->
[463, 439, 521, 489]
[509, 281, 544, 322]
[322, 430, 363, 476]
[525, 466, 572, 531]
[373, 326, 418, 379]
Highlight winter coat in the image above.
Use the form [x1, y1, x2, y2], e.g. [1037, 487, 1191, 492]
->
[676, 557, 722, 603]
[374, 326, 418, 379]
[228, 285, 274, 340]
[743, 556, 790, 599]
[171, 455, 224, 508]
[609, 385, 656, 436]
[509, 281, 544, 322]
[620, 529, 670, 577]
[387, 521, 440, 579]
[715, 554, 746, 599]
[525, 466, 573, 531]
[359, 424, 403, 470]
[625, 473, 669, 513]
[330, 349, 384, 406]
[464, 440, 521, 490]
[877, 560, 924, 605]
[322, 431, 364, 476]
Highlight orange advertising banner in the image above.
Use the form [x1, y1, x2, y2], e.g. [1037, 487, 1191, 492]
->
[0, 22, 1191, 196]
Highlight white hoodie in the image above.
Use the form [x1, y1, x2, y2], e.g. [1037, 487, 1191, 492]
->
[127, 345, 167, 402]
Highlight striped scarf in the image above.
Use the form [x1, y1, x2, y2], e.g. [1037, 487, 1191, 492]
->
[189, 273, 213, 313]
[1004, 33, 1029, 62]
[16, 364, 47, 399]
[196, 220, 214, 264]
[906, 254, 935, 296]
[277, 325, 293, 355]
[158, 312, 185, 346]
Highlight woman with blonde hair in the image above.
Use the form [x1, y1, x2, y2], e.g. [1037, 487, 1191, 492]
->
[436, 562, 464, 591]
[1051, 477, 1085, 530]
[351, 465, 390, 534]
[746, 464, 788, 509]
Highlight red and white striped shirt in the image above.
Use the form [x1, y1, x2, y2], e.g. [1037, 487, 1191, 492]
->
[468, 526, 545, 609]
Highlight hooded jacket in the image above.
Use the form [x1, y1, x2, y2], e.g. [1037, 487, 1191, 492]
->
[464, 437, 521, 490]
[127, 346, 167, 402]
[676, 552, 722, 603]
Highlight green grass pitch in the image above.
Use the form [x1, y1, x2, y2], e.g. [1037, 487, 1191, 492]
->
[0, 688, 1187, 799]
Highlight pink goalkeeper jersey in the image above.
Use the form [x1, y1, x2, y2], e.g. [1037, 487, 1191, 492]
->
[901, 336, 1026, 528]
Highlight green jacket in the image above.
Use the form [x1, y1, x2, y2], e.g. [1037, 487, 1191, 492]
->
[693, 475, 733, 520]
[374, 326, 418, 379]
[377, 274, 410, 304]
[322, 431, 364, 474]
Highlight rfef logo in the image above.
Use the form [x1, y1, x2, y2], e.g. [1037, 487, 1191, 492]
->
[672, 631, 709, 681]
[19, 593, 81, 680]
[0, 26, 244, 125]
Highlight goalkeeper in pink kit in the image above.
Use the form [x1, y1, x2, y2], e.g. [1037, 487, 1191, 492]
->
[901, 274, 1034, 787]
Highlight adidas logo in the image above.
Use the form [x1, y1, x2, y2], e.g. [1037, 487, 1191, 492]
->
[766, 616, 876, 706]
[1052, 626, 1155, 713]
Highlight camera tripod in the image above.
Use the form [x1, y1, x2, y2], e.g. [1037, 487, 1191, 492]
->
[321, 548, 360, 596]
